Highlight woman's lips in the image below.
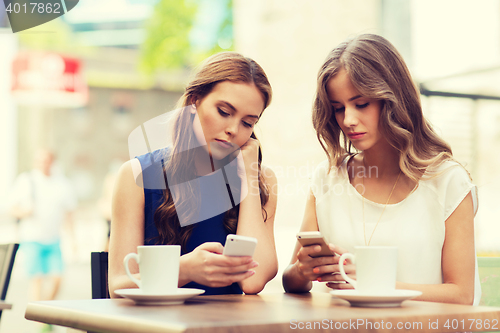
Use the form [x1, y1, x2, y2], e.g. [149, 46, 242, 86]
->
[347, 132, 365, 140]
[214, 139, 233, 149]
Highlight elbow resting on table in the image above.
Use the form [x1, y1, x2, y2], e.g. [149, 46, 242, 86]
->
[241, 268, 278, 295]
[445, 293, 474, 305]
[282, 265, 312, 294]
[282, 279, 312, 294]
[241, 283, 264, 295]
[449, 283, 475, 305]
[458, 290, 474, 305]
[428, 284, 474, 305]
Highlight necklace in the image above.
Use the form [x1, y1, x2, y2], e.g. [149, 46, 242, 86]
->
[361, 161, 402, 246]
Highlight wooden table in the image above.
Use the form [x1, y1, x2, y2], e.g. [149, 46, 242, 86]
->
[0, 300, 12, 310]
[25, 293, 500, 333]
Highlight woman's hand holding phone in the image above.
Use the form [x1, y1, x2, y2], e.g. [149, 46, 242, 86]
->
[179, 242, 258, 288]
[294, 243, 336, 282]
[325, 244, 356, 290]
[294, 232, 334, 282]
[294, 232, 355, 287]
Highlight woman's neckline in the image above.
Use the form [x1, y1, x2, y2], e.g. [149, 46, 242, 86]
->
[342, 154, 419, 207]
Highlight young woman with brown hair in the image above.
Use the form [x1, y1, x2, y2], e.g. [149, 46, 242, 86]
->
[109, 52, 278, 296]
[283, 34, 480, 305]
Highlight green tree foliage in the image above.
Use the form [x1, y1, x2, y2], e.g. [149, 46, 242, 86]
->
[140, 0, 197, 73]
[140, 0, 233, 73]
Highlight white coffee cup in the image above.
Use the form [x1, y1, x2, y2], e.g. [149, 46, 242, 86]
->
[123, 245, 180, 294]
[338, 246, 398, 295]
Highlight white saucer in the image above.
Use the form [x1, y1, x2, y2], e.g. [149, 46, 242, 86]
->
[330, 289, 422, 308]
[115, 288, 205, 305]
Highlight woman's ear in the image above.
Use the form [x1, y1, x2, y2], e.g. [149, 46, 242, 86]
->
[190, 96, 198, 114]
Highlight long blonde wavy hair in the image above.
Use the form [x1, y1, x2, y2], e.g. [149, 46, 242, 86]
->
[312, 34, 453, 182]
[154, 52, 272, 250]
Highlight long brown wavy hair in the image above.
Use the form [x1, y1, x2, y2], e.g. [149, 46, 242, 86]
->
[312, 34, 454, 182]
[153, 52, 272, 250]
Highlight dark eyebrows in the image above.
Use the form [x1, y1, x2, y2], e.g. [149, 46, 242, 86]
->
[330, 95, 363, 104]
[220, 100, 260, 119]
[220, 101, 237, 112]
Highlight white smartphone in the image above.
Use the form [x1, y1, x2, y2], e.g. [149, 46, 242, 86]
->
[296, 231, 335, 257]
[223, 234, 257, 257]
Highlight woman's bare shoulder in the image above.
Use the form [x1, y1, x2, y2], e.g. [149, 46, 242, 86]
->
[114, 159, 144, 200]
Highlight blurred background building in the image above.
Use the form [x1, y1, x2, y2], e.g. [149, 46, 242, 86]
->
[1, 0, 500, 331]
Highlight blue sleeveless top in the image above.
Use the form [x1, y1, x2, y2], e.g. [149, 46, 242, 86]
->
[137, 148, 243, 295]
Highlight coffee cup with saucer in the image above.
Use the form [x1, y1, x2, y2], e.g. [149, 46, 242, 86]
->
[331, 246, 421, 307]
[116, 245, 204, 305]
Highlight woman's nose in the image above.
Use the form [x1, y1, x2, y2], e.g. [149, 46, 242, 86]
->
[343, 107, 359, 127]
[225, 120, 238, 136]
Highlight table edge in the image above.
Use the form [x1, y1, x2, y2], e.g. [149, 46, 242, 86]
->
[25, 301, 187, 333]
[0, 300, 12, 310]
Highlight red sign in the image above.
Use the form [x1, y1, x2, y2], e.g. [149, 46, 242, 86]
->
[12, 52, 88, 107]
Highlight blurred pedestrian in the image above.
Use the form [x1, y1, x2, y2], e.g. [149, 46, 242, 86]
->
[8, 149, 77, 306]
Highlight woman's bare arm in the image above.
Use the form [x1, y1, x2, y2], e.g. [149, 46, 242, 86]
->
[394, 192, 476, 304]
[236, 164, 279, 294]
[108, 159, 145, 297]
[282, 189, 328, 293]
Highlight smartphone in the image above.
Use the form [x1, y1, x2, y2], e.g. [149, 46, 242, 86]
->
[223, 234, 257, 257]
[296, 231, 335, 257]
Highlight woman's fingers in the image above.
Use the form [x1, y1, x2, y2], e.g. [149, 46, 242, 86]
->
[199, 254, 258, 287]
[316, 272, 338, 282]
[330, 244, 350, 256]
[187, 245, 260, 287]
[239, 137, 259, 150]
[202, 250, 253, 267]
[221, 260, 259, 274]
[197, 242, 225, 254]
[330, 262, 356, 274]
[205, 270, 256, 288]
[319, 272, 354, 282]
[312, 263, 337, 276]
[324, 263, 357, 288]
[297, 245, 322, 260]
[297, 246, 338, 263]
[326, 281, 355, 290]
[206, 253, 258, 274]
[295, 246, 339, 281]
[217, 254, 254, 267]
[294, 244, 357, 286]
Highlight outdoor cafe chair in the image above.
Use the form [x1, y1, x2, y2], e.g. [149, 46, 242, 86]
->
[91, 251, 110, 299]
[0, 243, 19, 320]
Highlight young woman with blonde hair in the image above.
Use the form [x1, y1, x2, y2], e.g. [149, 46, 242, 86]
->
[283, 34, 480, 305]
[110, 52, 278, 296]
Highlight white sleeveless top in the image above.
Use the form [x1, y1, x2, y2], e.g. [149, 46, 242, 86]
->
[311, 157, 481, 305]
